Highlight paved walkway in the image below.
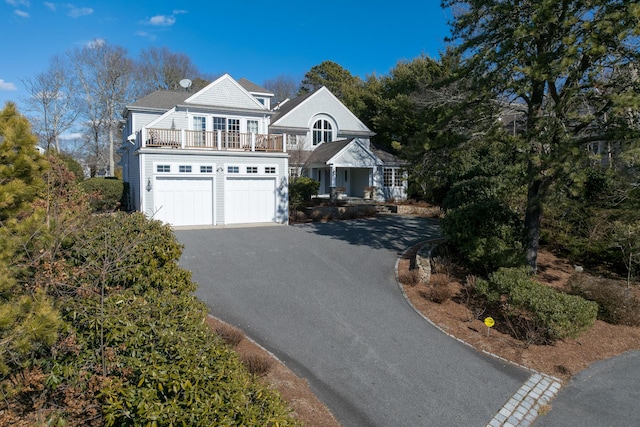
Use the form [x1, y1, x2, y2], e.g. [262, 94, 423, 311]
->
[175, 216, 635, 426]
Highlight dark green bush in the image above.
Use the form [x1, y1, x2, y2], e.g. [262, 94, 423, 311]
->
[79, 177, 124, 212]
[568, 274, 640, 326]
[476, 267, 598, 341]
[443, 177, 525, 272]
[62, 289, 296, 426]
[69, 212, 194, 294]
[289, 177, 320, 211]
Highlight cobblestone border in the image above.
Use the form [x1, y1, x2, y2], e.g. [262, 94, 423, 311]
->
[395, 239, 563, 427]
[487, 373, 562, 427]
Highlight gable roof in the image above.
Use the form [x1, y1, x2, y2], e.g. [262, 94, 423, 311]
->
[306, 139, 354, 164]
[311, 138, 384, 167]
[238, 78, 273, 96]
[269, 87, 374, 137]
[184, 74, 267, 110]
[371, 145, 404, 165]
[127, 90, 190, 111]
[270, 90, 316, 123]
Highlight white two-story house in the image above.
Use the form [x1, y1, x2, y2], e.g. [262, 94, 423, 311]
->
[120, 74, 288, 227]
[270, 86, 407, 201]
[120, 74, 406, 227]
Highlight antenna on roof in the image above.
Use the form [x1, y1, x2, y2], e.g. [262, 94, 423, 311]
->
[179, 79, 192, 91]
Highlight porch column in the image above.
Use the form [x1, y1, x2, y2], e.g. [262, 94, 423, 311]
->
[329, 164, 337, 202]
[330, 164, 337, 188]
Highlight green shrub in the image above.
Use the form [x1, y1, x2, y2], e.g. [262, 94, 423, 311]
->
[476, 267, 598, 341]
[568, 274, 640, 326]
[443, 179, 525, 272]
[289, 177, 320, 211]
[53, 152, 84, 182]
[79, 177, 124, 212]
[62, 289, 296, 426]
[69, 212, 194, 294]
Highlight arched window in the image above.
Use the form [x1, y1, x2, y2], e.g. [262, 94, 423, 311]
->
[312, 119, 332, 145]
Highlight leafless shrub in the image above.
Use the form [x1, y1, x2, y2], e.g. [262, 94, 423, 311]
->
[290, 210, 308, 223]
[568, 274, 640, 326]
[424, 274, 455, 304]
[215, 324, 244, 347]
[501, 311, 550, 347]
[399, 269, 421, 286]
[240, 353, 273, 376]
[459, 274, 478, 305]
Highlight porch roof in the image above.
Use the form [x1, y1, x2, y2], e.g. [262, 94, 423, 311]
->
[305, 139, 354, 164]
[306, 138, 384, 168]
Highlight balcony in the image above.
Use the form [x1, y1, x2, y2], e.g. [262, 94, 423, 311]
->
[142, 128, 285, 152]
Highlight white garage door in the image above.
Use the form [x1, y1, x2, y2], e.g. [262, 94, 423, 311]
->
[154, 177, 214, 226]
[225, 177, 276, 224]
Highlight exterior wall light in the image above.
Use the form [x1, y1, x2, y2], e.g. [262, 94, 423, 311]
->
[146, 178, 152, 192]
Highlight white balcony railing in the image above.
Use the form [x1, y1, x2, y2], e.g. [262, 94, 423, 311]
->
[143, 128, 285, 152]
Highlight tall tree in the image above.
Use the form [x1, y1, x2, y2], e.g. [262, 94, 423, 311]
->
[135, 46, 201, 96]
[298, 61, 367, 116]
[443, 0, 640, 271]
[21, 55, 78, 152]
[263, 74, 299, 104]
[0, 102, 48, 222]
[71, 40, 134, 176]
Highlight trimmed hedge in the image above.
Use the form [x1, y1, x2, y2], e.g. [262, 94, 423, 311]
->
[476, 267, 598, 341]
[79, 177, 125, 212]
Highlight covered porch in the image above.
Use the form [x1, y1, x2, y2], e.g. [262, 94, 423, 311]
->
[305, 138, 384, 201]
[311, 166, 376, 199]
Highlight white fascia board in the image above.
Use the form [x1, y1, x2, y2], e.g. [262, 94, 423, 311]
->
[328, 139, 384, 167]
[184, 74, 267, 110]
[145, 107, 177, 129]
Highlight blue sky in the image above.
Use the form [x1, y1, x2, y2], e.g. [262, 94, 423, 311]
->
[1, 1, 453, 108]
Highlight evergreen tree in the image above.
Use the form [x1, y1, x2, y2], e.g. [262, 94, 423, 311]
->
[0, 102, 48, 221]
[442, 0, 640, 271]
[0, 103, 61, 378]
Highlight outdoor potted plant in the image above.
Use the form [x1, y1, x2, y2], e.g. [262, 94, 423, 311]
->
[363, 186, 376, 199]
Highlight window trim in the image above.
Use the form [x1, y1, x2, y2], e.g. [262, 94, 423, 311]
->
[312, 118, 333, 145]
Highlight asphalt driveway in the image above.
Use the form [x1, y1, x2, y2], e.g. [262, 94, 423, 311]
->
[176, 216, 530, 426]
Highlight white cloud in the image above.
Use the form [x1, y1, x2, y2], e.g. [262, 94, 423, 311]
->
[85, 38, 106, 48]
[59, 132, 83, 140]
[0, 80, 18, 91]
[66, 4, 93, 17]
[148, 15, 176, 26]
[44, 2, 56, 11]
[172, 9, 187, 15]
[6, 0, 30, 7]
[135, 31, 157, 41]
[14, 9, 29, 17]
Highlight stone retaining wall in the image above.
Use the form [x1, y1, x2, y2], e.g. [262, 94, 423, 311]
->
[395, 205, 443, 217]
[416, 239, 446, 283]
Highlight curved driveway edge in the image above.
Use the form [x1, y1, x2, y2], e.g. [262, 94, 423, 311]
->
[176, 216, 531, 426]
[535, 350, 640, 426]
